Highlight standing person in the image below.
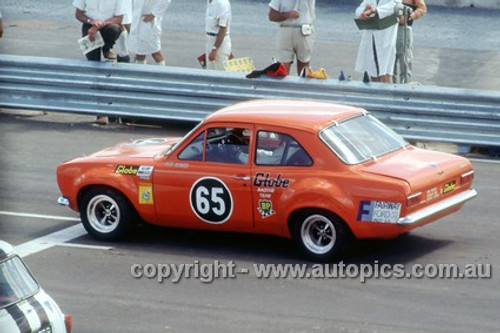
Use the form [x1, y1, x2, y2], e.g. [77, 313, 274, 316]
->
[73, 0, 127, 62]
[205, 0, 232, 71]
[73, 0, 127, 124]
[115, 0, 132, 63]
[393, 0, 427, 83]
[355, 0, 401, 83]
[129, 0, 171, 65]
[268, 0, 316, 76]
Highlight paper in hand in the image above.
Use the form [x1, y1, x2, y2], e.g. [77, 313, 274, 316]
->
[78, 31, 104, 55]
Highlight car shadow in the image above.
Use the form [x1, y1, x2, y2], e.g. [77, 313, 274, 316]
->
[78, 223, 454, 265]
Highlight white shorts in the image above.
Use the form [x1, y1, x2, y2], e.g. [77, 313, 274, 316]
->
[205, 35, 232, 71]
[277, 26, 315, 64]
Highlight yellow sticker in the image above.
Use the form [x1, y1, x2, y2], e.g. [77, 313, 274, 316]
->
[139, 183, 154, 204]
[223, 57, 254, 73]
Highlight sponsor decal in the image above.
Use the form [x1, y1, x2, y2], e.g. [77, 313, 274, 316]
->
[139, 183, 154, 204]
[165, 162, 189, 168]
[137, 165, 154, 179]
[257, 187, 275, 199]
[115, 165, 139, 175]
[116, 165, 154, 179]
[190, 177, 233, 224]
[443, 180, 456, 194]
[426, 187, 440, 202]
[257, 200, 276, 219]
[357, 201, 402, 223]
[253, 172, 290, 188]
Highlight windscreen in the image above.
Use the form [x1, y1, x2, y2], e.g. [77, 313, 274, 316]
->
[320, 114, 408, 165]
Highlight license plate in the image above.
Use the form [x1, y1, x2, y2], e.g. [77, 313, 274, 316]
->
[443, 180, 456, 194]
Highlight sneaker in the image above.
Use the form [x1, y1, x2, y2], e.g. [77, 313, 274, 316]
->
[117, 55, 130, 63]
[103, 51, 117, 62]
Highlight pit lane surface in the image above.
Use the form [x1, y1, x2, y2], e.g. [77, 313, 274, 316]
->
[0, 112, 498, 333]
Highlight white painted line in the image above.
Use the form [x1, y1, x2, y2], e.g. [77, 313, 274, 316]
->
[56, 242, 113, 251]
[5, 210, 112, 257]
[15, 224, 87, 258]
[0, 210, 80, 222]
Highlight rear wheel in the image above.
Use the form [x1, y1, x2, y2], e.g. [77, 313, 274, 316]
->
[80, 187, 135, 241]
[292, 211, 350, 262]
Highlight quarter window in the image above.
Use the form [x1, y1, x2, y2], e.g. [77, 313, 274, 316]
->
[256, 131, 312, 166]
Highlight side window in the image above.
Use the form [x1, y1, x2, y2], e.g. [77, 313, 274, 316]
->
[205, 127, 251, 165]
[256, 131, 312, 166]
[178, 132, 204, 161]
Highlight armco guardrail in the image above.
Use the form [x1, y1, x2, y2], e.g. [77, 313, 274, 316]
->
[1, 55, 499, 147]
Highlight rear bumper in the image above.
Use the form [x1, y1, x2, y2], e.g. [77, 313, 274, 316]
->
[398, 188, 477, 225]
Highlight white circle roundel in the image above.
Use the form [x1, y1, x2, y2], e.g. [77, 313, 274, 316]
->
[189, 177, 233, 224]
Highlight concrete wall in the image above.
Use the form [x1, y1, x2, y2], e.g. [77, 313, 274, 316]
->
[426, 0, 500, 9]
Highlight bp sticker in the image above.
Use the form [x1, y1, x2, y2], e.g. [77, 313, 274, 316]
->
[190, 177, 233, 224]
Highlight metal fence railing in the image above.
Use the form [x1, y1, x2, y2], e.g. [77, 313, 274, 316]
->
[1, 54, 499, 147]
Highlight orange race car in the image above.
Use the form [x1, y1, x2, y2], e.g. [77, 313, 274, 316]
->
[57, 100, 477, 261]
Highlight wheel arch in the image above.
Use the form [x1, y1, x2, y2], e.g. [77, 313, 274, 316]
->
[77, 184, 137, 215]
[287, 207, 354, 240]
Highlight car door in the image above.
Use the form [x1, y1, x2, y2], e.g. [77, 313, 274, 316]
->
[251, 129, 314, 226]
[153, 124, 255, 231]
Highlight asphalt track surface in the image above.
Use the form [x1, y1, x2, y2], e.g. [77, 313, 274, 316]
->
[1, 1, 500, 332]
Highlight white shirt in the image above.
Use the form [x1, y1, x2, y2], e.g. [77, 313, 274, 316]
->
[72, 0, 127, 21]
[122, 0, 133, 25]
[205, 0, 231, 35]
[269, 0, 316, 25]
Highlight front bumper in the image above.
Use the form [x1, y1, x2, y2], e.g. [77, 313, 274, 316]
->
[57, 196, 70, 206]
[398, 188, 477, 225]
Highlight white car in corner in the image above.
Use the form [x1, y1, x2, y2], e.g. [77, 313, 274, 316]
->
[0, 240, 72, 333]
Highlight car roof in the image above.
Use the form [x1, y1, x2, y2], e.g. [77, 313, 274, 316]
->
[204, 100, 365, 132]
[0, 240, 15, 260]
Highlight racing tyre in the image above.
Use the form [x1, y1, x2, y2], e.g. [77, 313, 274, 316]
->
[80, 187, 136, 241]
[292, 211, 350, 262]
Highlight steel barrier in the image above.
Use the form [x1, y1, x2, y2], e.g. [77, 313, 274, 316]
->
[1, 55, 499, 147]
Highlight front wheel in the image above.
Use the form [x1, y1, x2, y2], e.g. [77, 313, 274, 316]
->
[79, 187, 136, 241]
[292, 211, 350, 262]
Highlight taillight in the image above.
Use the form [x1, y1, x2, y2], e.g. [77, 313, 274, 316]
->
[461, 170, 474, 185]
[64, 314, 72, 333]
[407, 192, 423, 207]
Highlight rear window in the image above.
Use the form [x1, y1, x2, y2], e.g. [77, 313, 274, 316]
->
[320, 114, 408, 165]
[0, 256, 39, 309]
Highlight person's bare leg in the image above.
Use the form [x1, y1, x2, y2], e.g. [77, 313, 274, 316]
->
[152, 51, 165, 65]
[135, 54, 147, 64]
[297, 60, 309, 76]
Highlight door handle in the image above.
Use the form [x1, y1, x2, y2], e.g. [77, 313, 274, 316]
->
[234, 176, 251, 181]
